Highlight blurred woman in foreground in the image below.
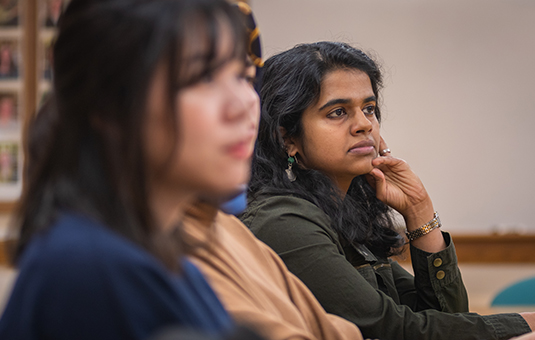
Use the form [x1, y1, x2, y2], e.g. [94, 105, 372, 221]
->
[0, 0, 259, 338]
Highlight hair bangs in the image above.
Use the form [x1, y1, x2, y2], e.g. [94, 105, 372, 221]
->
[176, 3, 247, 88]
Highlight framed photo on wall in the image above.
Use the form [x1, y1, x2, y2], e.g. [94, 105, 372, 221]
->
[0, 140, 21, 202]
[43, 0, 63, 27]
[0, 90, 19, 131]
[0, 39, 20, 80]
[0, 0, 19, 27]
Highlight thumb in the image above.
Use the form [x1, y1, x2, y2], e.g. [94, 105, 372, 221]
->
[367, 168, 386, 196]
[365, 173, 376, 190]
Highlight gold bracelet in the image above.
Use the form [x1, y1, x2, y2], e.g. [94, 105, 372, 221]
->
[406, 212, 441, 241]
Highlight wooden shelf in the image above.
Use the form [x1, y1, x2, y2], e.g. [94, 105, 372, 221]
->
[395, 234, 535, 264]
[0, 238, 13, 267]
[0, 201, 16, 213]
[3, 233, 535, 267]
[451, 234, 535, 263]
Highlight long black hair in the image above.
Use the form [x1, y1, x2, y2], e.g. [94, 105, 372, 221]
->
[249, 41, 403, 257]
[14, 0, 247, 270]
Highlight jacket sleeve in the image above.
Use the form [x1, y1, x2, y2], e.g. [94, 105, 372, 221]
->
[245, 196, 531, 340]
[392, 232, 469, 313]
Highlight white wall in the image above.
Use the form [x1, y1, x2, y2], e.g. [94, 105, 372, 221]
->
[250, 0, 535, 234]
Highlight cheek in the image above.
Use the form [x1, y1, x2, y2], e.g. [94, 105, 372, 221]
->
[248, 89, 260, 119]
[371, 120, 381, 154]
[177, 100, 249, 188]
[178, 102, 217, 158]
[300, 126, 339, 166]
[248, 94, 260, 144]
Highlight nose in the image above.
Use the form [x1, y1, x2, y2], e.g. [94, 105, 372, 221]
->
[225, 80, 260, 124]
[350, 109, 373, 136]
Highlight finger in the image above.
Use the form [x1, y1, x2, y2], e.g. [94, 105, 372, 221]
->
[378, 136, 391, 157]
[369, 167, 385, 182]
[372, 155, 407, 169]
[368, 168, 387, 200]
[379, 136, 388, 151]
[365, 173, 376, 190]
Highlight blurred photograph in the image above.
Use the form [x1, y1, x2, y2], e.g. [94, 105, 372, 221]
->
[0, 141, 18, 184]
[0, 40, 18, 79]
[0, 91, 18, 130]
[0, 0, 18, 27]
[44, 0, 63, 27]
[41, 37, 54, 80]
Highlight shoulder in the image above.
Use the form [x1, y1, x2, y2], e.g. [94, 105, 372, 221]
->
[16, 212, 174, 301]
[18, 212, 228, 310]
[4, 213, 232, 338]
[242, 195, 331, 230]
[20, 213, 156, 273]
[211, 210, 286, 264]
[240, 195, 339, 253]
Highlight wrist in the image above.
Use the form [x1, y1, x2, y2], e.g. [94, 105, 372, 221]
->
[406, 212, 441, 241]
[402, 198, 435, 231]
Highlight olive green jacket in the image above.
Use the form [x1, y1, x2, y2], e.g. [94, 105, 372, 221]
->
[240, 195, 531, 340]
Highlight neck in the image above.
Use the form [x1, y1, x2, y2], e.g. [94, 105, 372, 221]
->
[149, 186, 194, 232]
[330, 176, 353, 198]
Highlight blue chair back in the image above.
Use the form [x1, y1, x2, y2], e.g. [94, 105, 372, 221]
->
[491, 277, 535, 306]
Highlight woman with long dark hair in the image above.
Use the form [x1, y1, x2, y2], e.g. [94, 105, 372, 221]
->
[0, 0, 260, 338]
[241, 41, 534, 340]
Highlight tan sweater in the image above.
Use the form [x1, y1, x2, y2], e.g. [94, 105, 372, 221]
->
[183, 203, 363, 340]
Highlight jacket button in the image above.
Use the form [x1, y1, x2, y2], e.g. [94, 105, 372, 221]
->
[433, 258, 443, 267]
[436, 270, 445, 280]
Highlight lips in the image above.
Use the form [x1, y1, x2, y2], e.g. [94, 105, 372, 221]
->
[225, 132, 256, 160]
[348, 139, 375, 155]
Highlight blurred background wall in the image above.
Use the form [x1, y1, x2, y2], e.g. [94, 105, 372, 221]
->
[250, 0, 535, 234]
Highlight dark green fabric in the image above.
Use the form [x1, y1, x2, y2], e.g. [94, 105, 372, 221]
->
[240, 195, 531, 340]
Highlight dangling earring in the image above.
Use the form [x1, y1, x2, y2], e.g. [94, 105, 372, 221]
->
[285, 154, 297, 182]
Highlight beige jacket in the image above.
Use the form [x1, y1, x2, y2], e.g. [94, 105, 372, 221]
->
[183, 203, 363, 340]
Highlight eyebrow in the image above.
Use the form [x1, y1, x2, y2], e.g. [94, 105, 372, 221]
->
[318, 98, 350, 111]
[318, 96, 377, 111]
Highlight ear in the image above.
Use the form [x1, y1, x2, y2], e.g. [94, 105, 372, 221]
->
[279, 126, 300, 156]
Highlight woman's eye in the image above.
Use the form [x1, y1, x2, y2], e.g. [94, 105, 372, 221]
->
[240, 69, 256, 86]
[241, 75, 256, 86]
[327, 108, 346, 118]
[239, 64, 256, 87]
[363, 105, 376, 115]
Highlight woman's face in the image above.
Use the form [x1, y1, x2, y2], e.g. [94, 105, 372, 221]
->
[144, 28, 259, 203]
[287, 68, 381, 192]
[173, 59, 259, 196]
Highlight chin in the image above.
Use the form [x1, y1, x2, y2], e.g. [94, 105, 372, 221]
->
[206, 172, 249, 197]
[198, 183, 246, 208]
[351, 165, 374, 177]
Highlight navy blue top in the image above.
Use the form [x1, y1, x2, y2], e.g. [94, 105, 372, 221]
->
[0, 213, 233, 340]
